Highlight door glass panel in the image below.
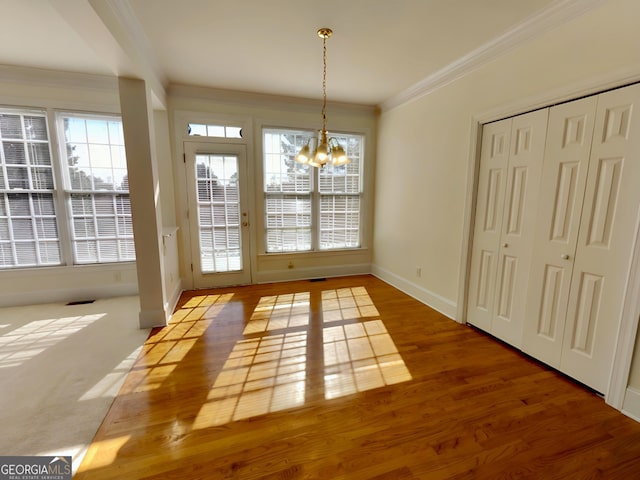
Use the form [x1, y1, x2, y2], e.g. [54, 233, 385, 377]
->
[195, 154, 241, 272]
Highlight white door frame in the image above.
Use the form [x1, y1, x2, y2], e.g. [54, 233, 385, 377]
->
[607, 211, 640, 408]
[172, 111, 254, 292]
[184, 141, 252, 288]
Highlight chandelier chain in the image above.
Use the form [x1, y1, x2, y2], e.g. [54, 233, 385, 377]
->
[322, 34, 327, 132]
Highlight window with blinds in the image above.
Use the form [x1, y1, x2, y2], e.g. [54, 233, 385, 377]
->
[0, 111, 61, 268]
[263, 128, 363, 253]
[61, 114, 135, 264]
[0, 107, 135, 269]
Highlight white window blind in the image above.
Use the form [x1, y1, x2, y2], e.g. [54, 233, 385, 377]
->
[263, 128, 363, 253]
[264, 130, 312, 252]
[195, 154, 242, 272]
[318, 134, 362, 249]
[61, 114, 135, 264]
[0, 111, 61, 268]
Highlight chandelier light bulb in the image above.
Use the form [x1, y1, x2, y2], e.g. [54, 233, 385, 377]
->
[295, 144, 311, 164]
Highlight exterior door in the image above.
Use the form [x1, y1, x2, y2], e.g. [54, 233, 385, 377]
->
[185, 142, 251, 288]
[523, 96, 598, 367]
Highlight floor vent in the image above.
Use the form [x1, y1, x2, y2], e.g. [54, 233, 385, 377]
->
[310, 278, 327, 282]
[66, 300, 96, 306]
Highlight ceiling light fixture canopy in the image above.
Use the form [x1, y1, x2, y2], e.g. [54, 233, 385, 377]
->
[296, 28, 350, 168]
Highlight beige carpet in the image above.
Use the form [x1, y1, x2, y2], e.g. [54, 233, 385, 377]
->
[0, 296, 150, 475]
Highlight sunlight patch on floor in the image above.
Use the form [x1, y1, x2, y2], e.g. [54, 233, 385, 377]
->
[193, 331, 307, 429]
[192, 286, 412, 426]
[243, 292, 310, 334]
[323, 319, 412, 399]
[322, 287, 380, 323]
[79, 347, 145, 401]
[76, 435, 131, 471]
[0, 314, 105, 369]
[121, 293, 233, 393]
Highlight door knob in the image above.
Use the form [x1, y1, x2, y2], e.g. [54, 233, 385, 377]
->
[502, 243, 508, 248]
[561, 254, 570, 260]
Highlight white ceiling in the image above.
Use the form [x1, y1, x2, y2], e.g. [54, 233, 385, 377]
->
[1, 0, 581, 106]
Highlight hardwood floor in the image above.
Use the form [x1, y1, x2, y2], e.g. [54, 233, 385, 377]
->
[76, 275, 640, 479]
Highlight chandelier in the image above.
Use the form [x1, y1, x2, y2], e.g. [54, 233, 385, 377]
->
[295, 28, 350, 168]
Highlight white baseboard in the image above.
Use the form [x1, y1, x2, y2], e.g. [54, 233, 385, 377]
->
[371, 264, 457, 320]
[139, 307, 169, 329]
[165, 281, 183, 323]
[0, 283, 138, 308]
[622, 387, 640, 422]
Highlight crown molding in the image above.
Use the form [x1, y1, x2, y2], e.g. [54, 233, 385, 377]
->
[380, 0, 609, 112]
[0, 64, 118, 91]
[475, 66, 640, 125]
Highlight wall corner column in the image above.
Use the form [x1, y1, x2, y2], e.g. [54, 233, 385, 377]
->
[118, 77, 168, 328]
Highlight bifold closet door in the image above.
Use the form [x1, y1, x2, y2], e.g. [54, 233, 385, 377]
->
[468, 109, 547, 346]
[560, 83, 640, 393]
[491, 109, 547, 346]
[524, 83, 640, 393]
[523, 96, 598, 368]
[467, 119, 511, 333]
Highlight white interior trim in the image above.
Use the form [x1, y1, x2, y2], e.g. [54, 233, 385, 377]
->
[372, 264, 457, 320]
[622, 387, 640, 422]
[607, 210, 640, 409]
[381, 0, 609, 112]
[0, 65, 118, 92]
[476, 67, 640, 125]
[456, 118, 483, 323]
[172, 110, 254, 290]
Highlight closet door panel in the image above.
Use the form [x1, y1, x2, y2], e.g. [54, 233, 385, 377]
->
[561, 83, 640, 393]
[492, 108, 548, 346]
[523, 96, 598, 367]
[467, 119, 511, 332]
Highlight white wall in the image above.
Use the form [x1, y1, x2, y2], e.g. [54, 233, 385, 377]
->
[373, 0, 640, 410]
